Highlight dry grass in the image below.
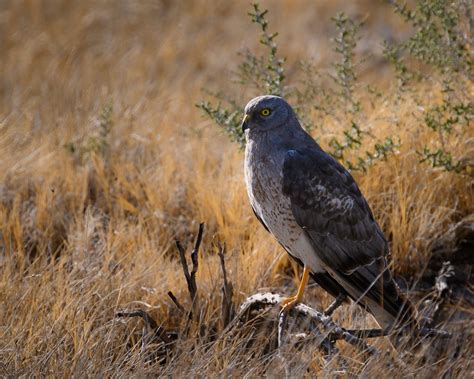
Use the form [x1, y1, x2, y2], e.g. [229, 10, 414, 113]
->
[0, 0, 473, 377]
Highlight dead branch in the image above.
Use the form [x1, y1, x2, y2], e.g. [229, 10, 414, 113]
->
[191, 223, 204, 277]
[175, 240, 194, 303]
[324, 293, 347, 316]
[233, 292, 380, 356]
[175, 223, 204, 315]
[218, 243, 234, 329]
[114, 224, 206, 364]
[116, 310, 173, 344]
[420, 261, 455, 328]
[231, 291, 452, 361]
[167, 291, 186, 315]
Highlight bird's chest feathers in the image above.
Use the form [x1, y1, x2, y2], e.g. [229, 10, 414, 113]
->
[244, 137, 327, 273]
[244, 145, 325, 273]
[245, 147, 284, 210]
[245, 146, 295, 238]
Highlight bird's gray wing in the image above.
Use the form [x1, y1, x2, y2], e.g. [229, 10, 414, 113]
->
[282, 148, 387, 272]
[282, 148, 411, 322]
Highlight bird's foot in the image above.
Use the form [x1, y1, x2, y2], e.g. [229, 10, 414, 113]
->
[281, 295, 300, 313]
[280, 267, 310, 313]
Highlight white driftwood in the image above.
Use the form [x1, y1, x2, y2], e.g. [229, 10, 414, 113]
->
[237, 292, 380, 356]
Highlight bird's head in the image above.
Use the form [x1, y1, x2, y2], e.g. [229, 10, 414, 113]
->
[241, 95, 294, 135]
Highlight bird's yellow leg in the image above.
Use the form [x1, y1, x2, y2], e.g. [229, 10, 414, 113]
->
[281, 266, 310, 312]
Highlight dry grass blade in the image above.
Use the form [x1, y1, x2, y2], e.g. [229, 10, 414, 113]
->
[0, 1, 472, 376]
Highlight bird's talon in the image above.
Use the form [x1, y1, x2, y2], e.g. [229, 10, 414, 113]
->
[281, 295, 297, 307]
[281, 296, 300, 312]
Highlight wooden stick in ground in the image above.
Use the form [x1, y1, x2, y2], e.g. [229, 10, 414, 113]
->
[167, 291, 186, 315]
[175, 223, 204, 307]
[189, 223, 204, 303]
[218, 243, 234, 329]
[175, 240, 193, 302]
[175, 223, 205, 327]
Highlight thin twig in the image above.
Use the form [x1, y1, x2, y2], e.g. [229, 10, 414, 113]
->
[324, 293, 347, 316]
[175, 223, 204, 308]
[175, 240, 192, 301]
[167, 291, 186, 314]
[188, 223, 204, 305]
[116, 310, 158, 330]
[174, 223, 205, 334]
[344, 328, 388, 339]
[191, 223, 205, 275]
[218, 243, 234, 328]
[116, 310, 173, 344]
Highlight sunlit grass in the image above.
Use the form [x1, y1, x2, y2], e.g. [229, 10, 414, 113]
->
[0, 0, 472, 376]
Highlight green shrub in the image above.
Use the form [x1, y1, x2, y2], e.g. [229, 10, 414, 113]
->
[198, 1, 473, 175]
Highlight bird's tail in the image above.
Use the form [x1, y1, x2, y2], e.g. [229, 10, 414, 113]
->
[367, 291, 420, 350]
[344, 258, 421, 351]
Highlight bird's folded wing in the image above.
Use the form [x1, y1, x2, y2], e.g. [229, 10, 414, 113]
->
[281, 148, 406, 318]
[282, 148, 388, 273]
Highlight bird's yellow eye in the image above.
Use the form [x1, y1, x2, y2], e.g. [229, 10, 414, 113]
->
[260, 108, 271, 117]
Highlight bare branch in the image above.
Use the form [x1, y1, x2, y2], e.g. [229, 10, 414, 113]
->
[191, 223, 205, 277]
[189, 223, 204, 299]
[175, 240, 192, 298]
[234, 292, 380, 355]
[324, 293, 347, 316]
[116, 310, 158, 330]
[175, 223, 204, 308]
[167, 291, 186, 314]
[116, 310, 173, 344]
[421, 261, 455, 328]
[218, 243, 234, 328]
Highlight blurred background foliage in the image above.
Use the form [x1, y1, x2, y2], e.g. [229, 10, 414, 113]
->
[0, 1, 472, 376]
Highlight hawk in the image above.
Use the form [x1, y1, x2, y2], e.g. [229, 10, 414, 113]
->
[242, 95, 416, 339]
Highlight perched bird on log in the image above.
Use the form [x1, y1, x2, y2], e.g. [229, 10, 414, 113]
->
[242, 95, 417, 346]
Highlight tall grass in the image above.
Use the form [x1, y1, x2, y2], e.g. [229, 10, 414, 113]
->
[0, 1, 472, 376]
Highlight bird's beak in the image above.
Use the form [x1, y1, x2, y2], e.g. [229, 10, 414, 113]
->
[241, 114, 250, 133]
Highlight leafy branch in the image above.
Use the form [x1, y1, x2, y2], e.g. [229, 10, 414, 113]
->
[417, 146, 465, 174]
[331, 13, 363, 113]
[387, 0, 473, 79]
[347, 138, 400, 172]
[241, 3, 286, 96]
[198, 1, 472, 177]
[196, 3, 288, 148]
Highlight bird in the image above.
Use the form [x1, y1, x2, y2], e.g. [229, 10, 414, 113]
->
[241, 95, 417, 344]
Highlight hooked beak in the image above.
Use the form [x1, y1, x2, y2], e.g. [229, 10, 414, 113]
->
[241, 114, 250, 133]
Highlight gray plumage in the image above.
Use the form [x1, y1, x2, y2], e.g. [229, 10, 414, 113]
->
[242, 95, 415, 332]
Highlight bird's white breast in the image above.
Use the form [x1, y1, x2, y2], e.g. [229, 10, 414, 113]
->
[244, 142, 325, 273]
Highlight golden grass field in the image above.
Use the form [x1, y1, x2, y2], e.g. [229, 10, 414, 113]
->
[1, 0, 473, 376]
